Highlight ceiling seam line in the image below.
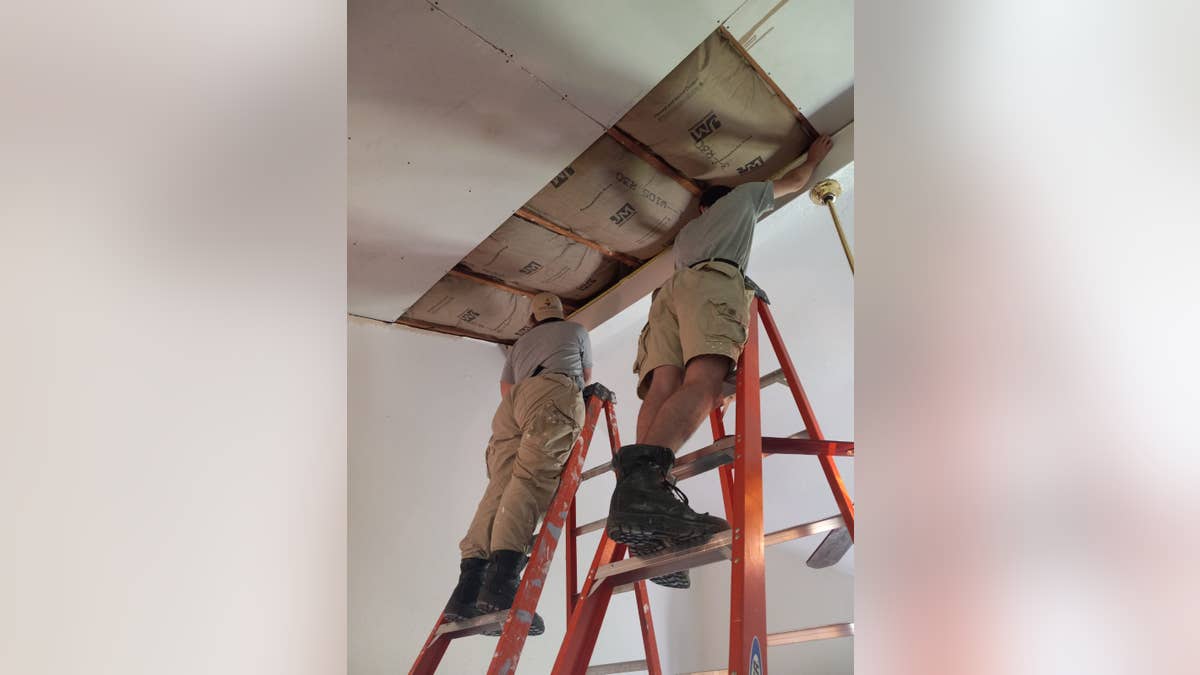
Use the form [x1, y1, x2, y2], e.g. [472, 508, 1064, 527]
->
[424, 0, 605, 129]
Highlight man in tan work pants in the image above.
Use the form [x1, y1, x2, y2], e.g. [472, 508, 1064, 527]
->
[607, 135, 835, 589]
[460, 372, 583, 562]
[441, 292, 592, 636]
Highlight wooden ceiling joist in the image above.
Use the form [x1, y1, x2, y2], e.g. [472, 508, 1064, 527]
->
[514, 208, 642, 269]
[716, 25, 821, 140]
[446, 265, 578, 312]
[605, 126, 703, 196]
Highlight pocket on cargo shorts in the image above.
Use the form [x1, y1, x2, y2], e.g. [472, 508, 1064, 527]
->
[631, 322, 650, 374]
[704, 298, 749, 349]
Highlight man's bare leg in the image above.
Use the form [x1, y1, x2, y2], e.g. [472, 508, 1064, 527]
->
[636, 365, 683, 443]
[642, 355, 730, 451]
[607, 354, 732, 570]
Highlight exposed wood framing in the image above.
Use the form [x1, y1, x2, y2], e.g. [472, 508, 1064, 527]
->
[717, 25, 821, 141]
[514, 208, 642, 269]
[376, 27, 824, 349]
[604, 126, 703, 196]
[446, 265, 578, 312]
[394, 316, 512, 345]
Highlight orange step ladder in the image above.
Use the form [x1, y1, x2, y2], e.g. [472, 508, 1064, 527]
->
[408, 383, 663, 675]
[552, 297, 856, 674]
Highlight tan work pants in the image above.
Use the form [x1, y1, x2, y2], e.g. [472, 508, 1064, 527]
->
[459, 372, 585, 559]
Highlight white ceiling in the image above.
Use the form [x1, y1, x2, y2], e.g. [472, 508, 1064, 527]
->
[349, 0, 853, 323]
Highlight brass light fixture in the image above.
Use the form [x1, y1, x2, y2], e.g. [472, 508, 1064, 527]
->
[810, 178, 854, 275]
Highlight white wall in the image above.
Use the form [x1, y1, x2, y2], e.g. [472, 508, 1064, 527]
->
[349, 318, 650, 674]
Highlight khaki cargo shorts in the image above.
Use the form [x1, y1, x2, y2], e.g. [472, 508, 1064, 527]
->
[632, 261, 754, 399]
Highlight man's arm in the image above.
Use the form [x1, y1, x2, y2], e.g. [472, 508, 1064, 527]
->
[500, 381, 513, 397]
[772, 135, 833, 199]
[582, 367, 593, 384]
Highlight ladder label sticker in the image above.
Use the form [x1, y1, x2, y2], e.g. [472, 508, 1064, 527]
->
[750, 635, 763, 675]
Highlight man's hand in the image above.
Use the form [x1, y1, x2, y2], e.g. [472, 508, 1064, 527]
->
[772, 134, 835, 199]
[807, 134, 833, 163]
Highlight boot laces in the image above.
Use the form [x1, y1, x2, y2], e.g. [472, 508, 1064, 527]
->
[657, 468, 689, 505]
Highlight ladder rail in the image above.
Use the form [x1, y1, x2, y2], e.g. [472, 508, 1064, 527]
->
[759, 301, 856, 539]
[553, 396, 663, 675]
[606, 401, 664, 675]
[729, 298, 768, 675]
[708, 408, 736, 522]
[553, 532, 626, 674]
[566, 500, 578, 617]
[485, 393, 605, 675]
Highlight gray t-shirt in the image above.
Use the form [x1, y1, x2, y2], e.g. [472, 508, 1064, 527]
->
[501, 319, 593, 390]
[673, 181, 775, 273]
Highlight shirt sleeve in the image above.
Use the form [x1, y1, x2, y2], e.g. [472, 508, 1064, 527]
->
[500, 352, 515, 384]
[578, 326, 593, 370]
[753, 181, 776, 216]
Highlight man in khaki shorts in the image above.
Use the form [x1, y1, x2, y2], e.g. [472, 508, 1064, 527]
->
[440, 292, 592, 635]
[606, 135, 835, 588]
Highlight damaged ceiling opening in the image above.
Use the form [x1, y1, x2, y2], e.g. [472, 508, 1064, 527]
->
[398, 28, 819, 344]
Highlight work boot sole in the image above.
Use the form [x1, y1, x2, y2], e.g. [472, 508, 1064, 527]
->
[474, 600, 545, 637]
[626, 538, 691, 589]
[609, 511, 730, 589]
[606, 510, 729, 551]
[440, 604, 481, 624]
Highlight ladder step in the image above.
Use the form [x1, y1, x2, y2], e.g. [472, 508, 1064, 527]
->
[806, 526, 853, 568]
[575, 516, 607, 536]
[433, 610, 509, 639]
[584, 659, 649, 674]
[767, 621, 854, 645]
[590, 515, 844, 593]
[720, 366, 787, 398]
[580, 431, 853, 484]
[676, 623, 854, 674]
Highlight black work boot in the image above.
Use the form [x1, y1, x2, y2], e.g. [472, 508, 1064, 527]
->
[606, 444, 730, 588]
[441, 557, 487, 623]
[475, 550, 545, 636]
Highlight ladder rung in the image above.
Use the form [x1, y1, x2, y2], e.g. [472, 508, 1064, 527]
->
[433, 610, 509, 639]
[579, 439, 733, 484]
[806, 526, 853, 568]
[580, 462, 613, 482]
[763, 434, 853, 457]
[580, 430, 842, 484]
[768, 621, 854, 645]
[721, 366, 787, 398]
[575, 516, 607, 536]
[676, 623, 854, 674]
[585, 659, 649, 674]
[590, 515, 844, 593]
